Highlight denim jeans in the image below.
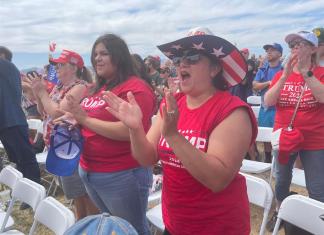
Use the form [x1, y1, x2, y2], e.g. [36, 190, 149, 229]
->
[79, 166, 152, 235]
[274, 149, 324, 203]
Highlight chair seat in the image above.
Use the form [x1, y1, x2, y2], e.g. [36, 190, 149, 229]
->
[148, 191, 162, 206]
[291, 168, 306, 187]
[0, 211, 14, 231]
[36, 151, 48, 164]
[0, 142, 3, 149]
[146, 204, 164, 231]
[240, 160, 271, 173]
[0, 229, 24, 235]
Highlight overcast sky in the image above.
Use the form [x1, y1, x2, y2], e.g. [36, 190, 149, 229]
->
[1, 0, 323, 70]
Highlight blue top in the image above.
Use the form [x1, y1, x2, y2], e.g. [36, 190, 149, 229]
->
[0, 59, 27, 130]
[254, 62, 282, 109]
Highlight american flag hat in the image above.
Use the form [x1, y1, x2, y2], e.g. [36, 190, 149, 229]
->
[157, 27, 247, 87]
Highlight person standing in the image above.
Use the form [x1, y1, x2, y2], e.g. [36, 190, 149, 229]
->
[253, 43, 283, 163]
[0, 46, 41, 186]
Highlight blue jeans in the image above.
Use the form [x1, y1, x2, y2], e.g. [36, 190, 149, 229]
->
[274, 149, 324, 203]
[79, 166, 152, 235]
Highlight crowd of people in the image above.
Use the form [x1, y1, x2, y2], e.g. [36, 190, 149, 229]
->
[0, 25, 323, 234]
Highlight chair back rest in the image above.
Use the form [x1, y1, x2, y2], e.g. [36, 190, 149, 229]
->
[32, 197, 75, 235]
[256, 127, 273, 143]
[12, 178, 46, 211]
[278, 194, 324, 234]
[241, 173, 273, 209]
[251, 106, 260, 119]
[0, 165, 23, 189]
[247, 96, 261, 106]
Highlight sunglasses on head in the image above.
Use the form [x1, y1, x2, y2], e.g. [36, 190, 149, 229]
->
[289, 39, 313, 49]
[160, 68, 170, 74]
[172, 51, 201, 67]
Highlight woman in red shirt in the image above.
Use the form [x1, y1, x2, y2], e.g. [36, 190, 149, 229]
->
[104, 27, 257, 235]
[61, 34, 155, 235]
[264, 31, 324, 231]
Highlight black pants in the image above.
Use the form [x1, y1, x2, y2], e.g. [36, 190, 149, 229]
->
[0, 125, 41, 183]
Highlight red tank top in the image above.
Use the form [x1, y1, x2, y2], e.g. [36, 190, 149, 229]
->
[158, 91, 257, 235]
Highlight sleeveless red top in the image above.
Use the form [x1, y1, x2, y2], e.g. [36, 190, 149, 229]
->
[158, 91, 257, 235]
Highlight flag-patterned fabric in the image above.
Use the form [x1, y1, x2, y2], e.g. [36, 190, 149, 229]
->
[47, 64, 59, 84]
[157, 32, 247, 87]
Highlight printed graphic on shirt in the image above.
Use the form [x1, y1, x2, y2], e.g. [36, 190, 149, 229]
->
[158, 129, 208, 169]
[81, 96, 106, 110]
[279, 81, 318, 109]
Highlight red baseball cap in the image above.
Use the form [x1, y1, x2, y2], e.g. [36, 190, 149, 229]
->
[240, 48, 249, 54]
[50, 49, 84, 69]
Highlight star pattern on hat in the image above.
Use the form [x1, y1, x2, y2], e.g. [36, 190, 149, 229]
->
[192, 42, 205, 50]
[171, 44, 182, 50]
[211, 47, 225, 57]
[163, 51, 173, 57]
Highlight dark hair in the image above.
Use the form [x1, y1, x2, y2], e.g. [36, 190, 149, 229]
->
[0, 46, 13, 61]
[131, 54, 153, 88]
[77, 66, 93, 83]
[144, 56, 160, 70]
[202, 52, 228, 91]
[91, 34, 136, 93]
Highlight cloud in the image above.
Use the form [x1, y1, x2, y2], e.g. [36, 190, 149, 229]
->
[1, 0, 323, 68]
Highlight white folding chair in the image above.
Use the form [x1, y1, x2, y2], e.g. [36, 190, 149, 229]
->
[148, 190, 162, 208]
[0, 178, 46, 233]
[28, 196, 75, 235]
[240, 127, 273, 174]
[251, 106, 261, 120]
[291, 168, 306, 187]
[146, 203, 164, 235]
[241, 173, 273, 235]
[0, 166, 23, 231]
[27, 119, 43, 143]
[247, 96, 261, 106]
[272, 194, 324, 235]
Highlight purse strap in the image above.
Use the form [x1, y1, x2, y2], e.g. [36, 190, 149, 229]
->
[288, 83, 307, 130]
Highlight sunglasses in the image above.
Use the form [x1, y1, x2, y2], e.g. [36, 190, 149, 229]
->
[288, 40, 313, 49]
[172, 52, 201, 67]
[160, 68, 170, 74]
[55, 63, 67, 69]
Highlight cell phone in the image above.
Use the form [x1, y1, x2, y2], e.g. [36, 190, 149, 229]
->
[26, 70, 40, 78]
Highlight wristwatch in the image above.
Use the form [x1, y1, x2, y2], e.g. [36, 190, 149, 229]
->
[305, 70, 313, 78]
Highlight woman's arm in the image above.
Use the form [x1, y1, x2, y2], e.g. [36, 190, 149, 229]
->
[303, 74, 324, 103]
[164, 107, 252, 192]
[264, 54, 297, 106]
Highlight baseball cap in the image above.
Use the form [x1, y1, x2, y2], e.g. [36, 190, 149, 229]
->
[240, 48, 249, 54]
[285, 31, 318, 47]
[263, 43, 283, 54]
[46, 125, 83, 177]
[63, 213, 138, 235]
[50, 49, 84, 69]
[313, 27, 324, 44]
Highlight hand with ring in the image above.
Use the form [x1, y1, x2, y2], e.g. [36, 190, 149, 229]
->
[161, 89, 179, 138]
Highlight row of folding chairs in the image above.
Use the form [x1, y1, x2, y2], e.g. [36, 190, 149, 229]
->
[146, 173, 324, 235]
[0, 165, 75, 235]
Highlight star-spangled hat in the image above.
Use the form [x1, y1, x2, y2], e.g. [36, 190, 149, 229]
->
[157, 27, 247, 87]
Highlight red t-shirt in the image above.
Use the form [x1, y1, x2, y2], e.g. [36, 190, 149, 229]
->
[158, 91, 257, 235]
[270, 67, 324, 149]
[79, 76, 155, 172]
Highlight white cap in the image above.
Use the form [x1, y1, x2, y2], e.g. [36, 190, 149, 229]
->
[285, 31, 318, 47]
[186, 27, 214, 37]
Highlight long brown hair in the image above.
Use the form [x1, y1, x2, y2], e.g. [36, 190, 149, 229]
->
[91, 34, 136, 93]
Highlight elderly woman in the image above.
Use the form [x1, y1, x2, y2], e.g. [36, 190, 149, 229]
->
[264, 31, 324, 231]
[30, 50, 97, 220]
[104, 27, 257, 235]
